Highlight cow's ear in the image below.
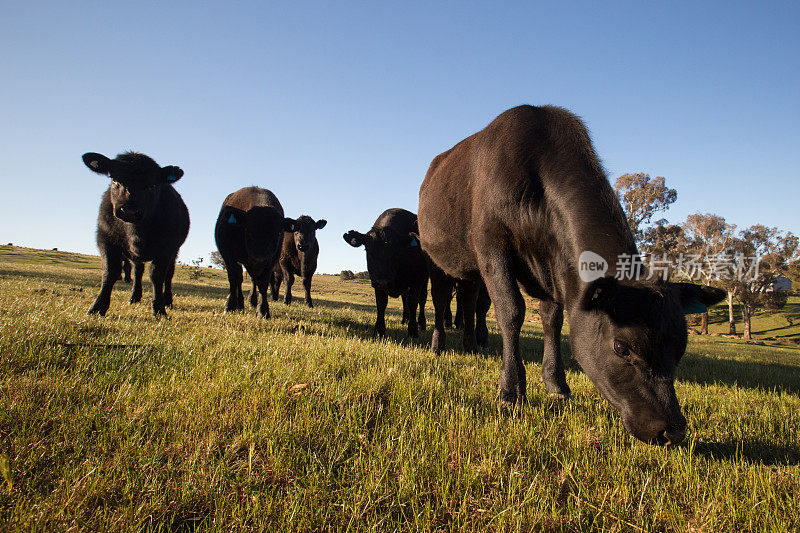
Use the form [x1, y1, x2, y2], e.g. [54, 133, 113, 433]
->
[315, 219, 327, 230]
[82, 152, 112, 175]
[223, 206, 246, 225]
[670, 282, 727, 315]
[343, 230, 366, 248]
[581, 276, 619, 311]
[408, 232, 420, 247]
[283, 218, 296, 232]
[160, 165, 183, 183]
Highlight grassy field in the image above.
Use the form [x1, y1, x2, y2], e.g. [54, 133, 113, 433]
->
[0, 244, 798, 531]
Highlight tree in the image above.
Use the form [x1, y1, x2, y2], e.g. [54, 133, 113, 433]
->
[210, 250, 226, 270]
[727, 226, 799, 339]
[614, 173, 677, 241]
[681, 213, 736, 335]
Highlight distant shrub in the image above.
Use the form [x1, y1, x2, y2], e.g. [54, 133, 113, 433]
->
[355, 271, 370, 280]
[340, 270, 355, 281]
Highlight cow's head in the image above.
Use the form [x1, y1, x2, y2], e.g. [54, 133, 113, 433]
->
[83, 151, 183, 224]
[568, 277, 726, 445]
[343, 227, 420, 297]
[285, 216, 326, 254]
[222, 205, 291, 263]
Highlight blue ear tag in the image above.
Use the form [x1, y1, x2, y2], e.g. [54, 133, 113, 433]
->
[682, 300, 708, 315]
[409, 236, 418, 247]
[228, 214, 237, 224]
[166, 175, 179, 183]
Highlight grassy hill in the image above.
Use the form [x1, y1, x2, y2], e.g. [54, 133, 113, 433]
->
[0, 245, 798, 530]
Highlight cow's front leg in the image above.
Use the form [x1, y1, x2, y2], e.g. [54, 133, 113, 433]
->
[163, 261, 175, 308]
[283, 268, 295, 305]
[540, 299, 571, 398]
[88, 249, 123, 316]
[476, 242, 526, 407]
[401, 288, 419, 338]
[149, 261, 169, 317]
[129, 261, 145, 304]
[303, 274, 314, 308]
[374, 289, 388, 337]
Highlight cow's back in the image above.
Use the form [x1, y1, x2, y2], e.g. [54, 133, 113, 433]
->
[222, 186, 283, 212]
[418, 105, 624, 284]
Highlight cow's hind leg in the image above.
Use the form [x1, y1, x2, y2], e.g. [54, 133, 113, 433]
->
[249, 276, 259, 308]
[539, 300, 571, 398]
[427, 261, 455, 354]
[476, 246, 526, 407]
[269, 270, 282, 301]
[224, 260, 244, 312]
[457, 280, 480, 353]
[163, 261, 175, 308]
[476, 283, 490, 349]
[254, 271, 271, 319]
[454, 289, 464, 329]
[130, 261, 145, 304]
[417, 280, 427, 332]
[88, 248, 123, 316]
[122, 259, 132, 283]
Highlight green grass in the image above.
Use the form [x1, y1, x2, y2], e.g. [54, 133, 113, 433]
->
[0, 244, 798, 531]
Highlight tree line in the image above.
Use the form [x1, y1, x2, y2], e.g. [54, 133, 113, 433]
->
[615, 172, 799, 339]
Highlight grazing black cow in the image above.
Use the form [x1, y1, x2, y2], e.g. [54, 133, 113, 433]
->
[83, 151, 189, 317]
[214, 187, 290, 318]
[418, 105, 725, 445]
[268, 215, 327, 307]
[344, 208, 428, 338]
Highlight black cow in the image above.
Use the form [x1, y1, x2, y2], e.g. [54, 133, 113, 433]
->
[214, 186, 290, 319]
[418, 105, 725, 445]
[83, 151, 189, 317]
[344, 208, 428, 338]
[269, 215, 327, 307]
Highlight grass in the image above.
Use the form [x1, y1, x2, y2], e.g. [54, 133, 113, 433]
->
[0, 244, 798, 531]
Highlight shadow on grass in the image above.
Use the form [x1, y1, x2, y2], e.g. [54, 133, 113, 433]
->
[677, 354, 800, 395]
[694, 439, 800, 466]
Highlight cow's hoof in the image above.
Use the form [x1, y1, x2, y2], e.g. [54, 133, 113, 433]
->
[543, 380, 571, 399]
[548, 392, 571, 400]
[498, 389, 526, 409]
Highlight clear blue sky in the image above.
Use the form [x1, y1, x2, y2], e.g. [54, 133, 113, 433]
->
[1, 1, 797, 273]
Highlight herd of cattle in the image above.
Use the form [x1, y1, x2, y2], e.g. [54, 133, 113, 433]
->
[81, 105, 726, 446]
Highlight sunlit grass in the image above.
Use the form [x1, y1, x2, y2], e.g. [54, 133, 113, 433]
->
[0, 245, 798, 530]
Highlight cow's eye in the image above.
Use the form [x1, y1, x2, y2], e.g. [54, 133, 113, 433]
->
[613, 339, 630, 357]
